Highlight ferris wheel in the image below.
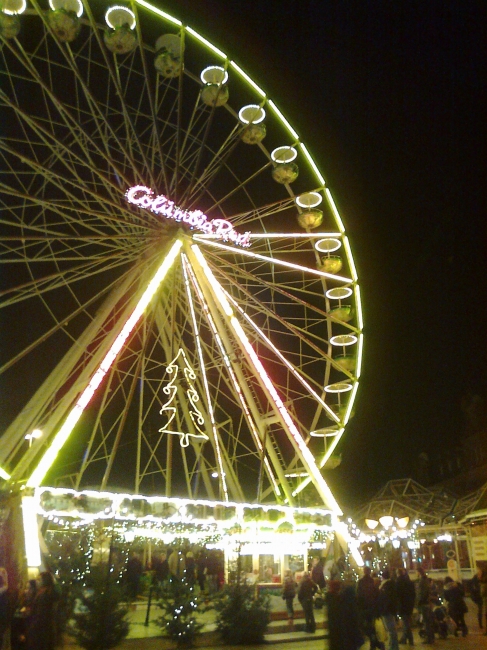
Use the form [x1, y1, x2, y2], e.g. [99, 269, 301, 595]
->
[0, 0, 363, 514]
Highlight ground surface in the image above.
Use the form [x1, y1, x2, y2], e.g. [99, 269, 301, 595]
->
[62, 596, 487, 649]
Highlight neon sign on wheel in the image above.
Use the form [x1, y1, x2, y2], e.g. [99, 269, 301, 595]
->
[126, 186, 251, 247]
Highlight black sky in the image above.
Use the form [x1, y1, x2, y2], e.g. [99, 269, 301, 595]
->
[157, 0, 487, 509]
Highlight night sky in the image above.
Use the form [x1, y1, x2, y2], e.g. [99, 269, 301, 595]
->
[160, 0, 487, 509]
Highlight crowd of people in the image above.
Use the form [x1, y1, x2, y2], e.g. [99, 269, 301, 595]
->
[0, 568, 60, 650]
[2, 556, 487, 650]
[281, 561, 487, 650]
[126, 548, 225, 599]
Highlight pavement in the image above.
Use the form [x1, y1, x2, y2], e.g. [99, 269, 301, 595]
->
[62, 596, 487, 650]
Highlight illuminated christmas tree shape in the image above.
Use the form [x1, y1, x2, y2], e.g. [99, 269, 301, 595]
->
[159, 348, 209, 448]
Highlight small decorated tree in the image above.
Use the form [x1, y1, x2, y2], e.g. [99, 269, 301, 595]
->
[70, 566, 130, 650]
[157, 576, 205, 647]
[214, 582, 270, 645]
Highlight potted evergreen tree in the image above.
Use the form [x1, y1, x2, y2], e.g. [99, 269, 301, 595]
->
[157, 576, 206, 647]
[70, 566, 130, 650]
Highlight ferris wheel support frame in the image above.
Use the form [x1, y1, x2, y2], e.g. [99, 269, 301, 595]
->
[183, 246, 292, 504]
[190, 244, 342, 515]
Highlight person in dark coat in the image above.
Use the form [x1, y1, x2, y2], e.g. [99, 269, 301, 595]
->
[310, 557, 326, 590]
[396, 568, 415, 645]
[469, 567, 483, 629]
[417, 567, 434, 644]
[341, 584, 365, 650]
[378, 568, 399, 650]
[443, 576, 468, 637]
[11, 580, 37, 650]
[26, 572, 59, 650]
[326, 580, 343, 650]
[326, 580, 363, 650]
[0, 569, 9, 650]
[357, 566, 384, 650]
[298, 572, 317, 633]
[196, 552, 207, 592]
[282, 570, 297, 622]
[185, 552, 196, 586]
[152, 552, 169, 585]
[126, 552, 143, 599]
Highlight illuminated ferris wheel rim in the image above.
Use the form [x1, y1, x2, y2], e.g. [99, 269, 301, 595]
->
[0, 0, 363, 518]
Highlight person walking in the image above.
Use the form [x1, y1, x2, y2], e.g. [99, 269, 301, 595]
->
[357, 566, 383, 650]
[282, 570, 297, 624]
[297, 572, 317, 633]
[125, 551, 143, 600]
[417, 567, 434, 645]
[469, 567, 483, 629]
[443, 576, 468, 637]
[378, 568, 399, 650]
[310, 557, 326, 590]
[396, 568, 415, 646]
[25, 572, 59, 650]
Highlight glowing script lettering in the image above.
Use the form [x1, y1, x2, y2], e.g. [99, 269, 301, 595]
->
[125, 185, 252, 247]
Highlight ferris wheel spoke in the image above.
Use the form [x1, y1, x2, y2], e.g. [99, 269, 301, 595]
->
[180, 107, 244, 209]
[0, 139, 130, 229]
[0, 88, 131, 204]
[224, 196, 300, 228]
[0, 45, 138, 196]
[223, 290, 344, 419]
[195, 236, 353, 283]
[216, 268, 341, 380]
[184, 252, 288, 502]
[205, 250, 357, 334]
[76, 1, 159, 188]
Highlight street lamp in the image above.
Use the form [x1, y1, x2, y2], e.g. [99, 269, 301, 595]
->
[25, 429, 42, 447]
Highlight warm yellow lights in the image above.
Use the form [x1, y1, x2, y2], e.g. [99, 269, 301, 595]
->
[379, 515, 394, 529]
[342, 382, 359, 425]
[25, 429, 43, 447]
[225, 291, 339, 423]
[191, 245, 342, 515]
[325, 188, 345, 233]
[105, 6, 136, 29]
[229, 61, 266, 97]
[267, 100, 299, 140]
[186, 26, 226, 58]
[200, 65, 228, 85]
[330, 334, 357, 346]
[196, 238, 352, 283]
[0, 466, 10, 481]
[324, 382, 353, 393]
[326, 286, 352, 299]
[343, 236, 358, 282]
[27, 240, 182, 489]
[354, 285, 364, 330]
[1, 0, 26, 15]
[182, 257, 228, 501]
[315, 237, 342, 252]
[355, 334, 364, 380]
[133, 0, 182, 25]
[238, 105, 266, 124]
[22, 495, 42, 567]
[310, 426, 342, 438]
[396, 516, 410, 528]
[296, 192, 323, 208]
[365, 518, 379, 530]
[49, 0, 83, 17]
[271, 146, 297, 163]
